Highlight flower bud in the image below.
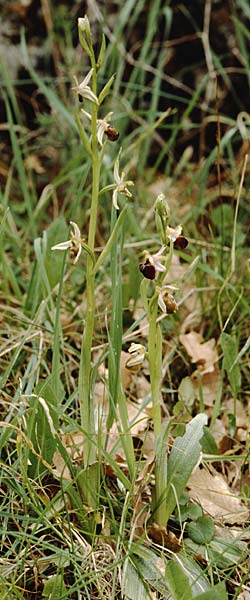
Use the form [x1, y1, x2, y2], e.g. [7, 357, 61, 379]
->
[78, 15, 91, 36]
[154, 193, 170, 243]
[154, 193, 170, 223]
[78, 15, 92, 56]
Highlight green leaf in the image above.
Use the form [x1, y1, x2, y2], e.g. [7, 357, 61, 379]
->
[165, 413, 207, 522]
[178, 377, 195, 407]
[131, 545, 171, 596]
[195, 581, 228, 600]
[154, 419, 171, 524]
[185, 536, 247, 570]
[187, 516, 215, 544]
[122, 559, 149, 600]
[75, 462, 100, 509]
[93, 206, 127, 275]
[200, 426, 218, 454]
[174, 554, 210, 596]
[208, 536, 247, 568]
[42, 573, 67, 598]
[178, 501, 203, 522]
[221, 332, 241, 398]
[165, 559, 193, 600]
[25, 217, 68, 316]
[27, 380, 59, 478]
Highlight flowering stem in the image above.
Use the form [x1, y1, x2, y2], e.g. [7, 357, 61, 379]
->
[78, 67, 100, 467]
[148, 296, 168, 526]
[147, 241, 174, 525]
[148, 302, 162, 439]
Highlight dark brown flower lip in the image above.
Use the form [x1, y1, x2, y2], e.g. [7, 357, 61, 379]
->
[163, 293, 178, 314]
[104, 126, 120, 141]
[139, 259, 156, 280]
[174, 236, 189, 250]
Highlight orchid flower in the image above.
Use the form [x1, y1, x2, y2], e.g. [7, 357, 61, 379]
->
[125, 343, 146, 371]
[139, 247, 167, 279]
[157, 284, 179, 313]
[166, 224, 182, 242]
[112, 156, 134, 210]
[51, 221, 84, 264]
[72, 69, 98, 104]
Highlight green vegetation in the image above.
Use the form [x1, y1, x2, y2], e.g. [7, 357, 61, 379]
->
[0, 1, 249, 598]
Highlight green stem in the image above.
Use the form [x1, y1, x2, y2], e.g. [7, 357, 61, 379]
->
[147, 239, 174, 525]
[148, 303, 162, 440]
[148, 300, 165, 524]
[79, 67, 100, 467]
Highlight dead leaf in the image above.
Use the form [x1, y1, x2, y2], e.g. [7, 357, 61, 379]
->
[25, 154, 45, 173]
[188, 467, 249, 525]
[180, 331, 218, 374]
[210, 418, 227, 446]
[237, 592, 250, 600]
[147, 523, 181, 552]
[52, 448, 72, 480]
[192, 365, 221, 407]
[222, 398, 250, 431]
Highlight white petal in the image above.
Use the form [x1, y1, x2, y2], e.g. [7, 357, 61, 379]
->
[114, 158, 121, 184]
[166, 225, 182, 242]
[128, 343, 144, 354]
[124, 185, 133, 198]
[51, 240, 72, 251]
[112, 189, 119, 210]
[78, 87, 98, 103]
[97, 122, 106, 146]
[79, 68, 94, 88]
[154, 261, 166, 272]
[70, 221, 81, 240]
[73, 245, 82, 264]
[126, 353, 144, 368]
[158, 293, 167, 313]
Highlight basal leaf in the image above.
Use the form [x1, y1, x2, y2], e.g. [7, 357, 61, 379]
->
[165, 413, 207, 521]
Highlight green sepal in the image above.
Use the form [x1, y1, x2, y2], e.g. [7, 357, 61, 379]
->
[97, 33, 106, 68]
[98, 74, 115, 105]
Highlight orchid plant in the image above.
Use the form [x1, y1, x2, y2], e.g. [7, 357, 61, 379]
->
[52, 16, 190, 529]
[52, 17, 133, 474]
[135, 193, 188, 525]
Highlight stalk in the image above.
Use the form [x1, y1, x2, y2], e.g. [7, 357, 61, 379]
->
[147, 239, 175, 525]
[79, 68, 100, 467]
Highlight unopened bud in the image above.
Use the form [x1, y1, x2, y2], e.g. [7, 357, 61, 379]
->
[154, 193, 170, 222]
[78, 16, 91, 35]
[154, 193, 170, 243]
[78, 15, 92, 56]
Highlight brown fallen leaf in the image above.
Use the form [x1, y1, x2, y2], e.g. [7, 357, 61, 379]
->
[188, 467, 249, 525]
[222, 398, 250, 431]
[180, 331, 218, 375]
[191, 365, 221, 407]
[147, 523, 181, 552]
